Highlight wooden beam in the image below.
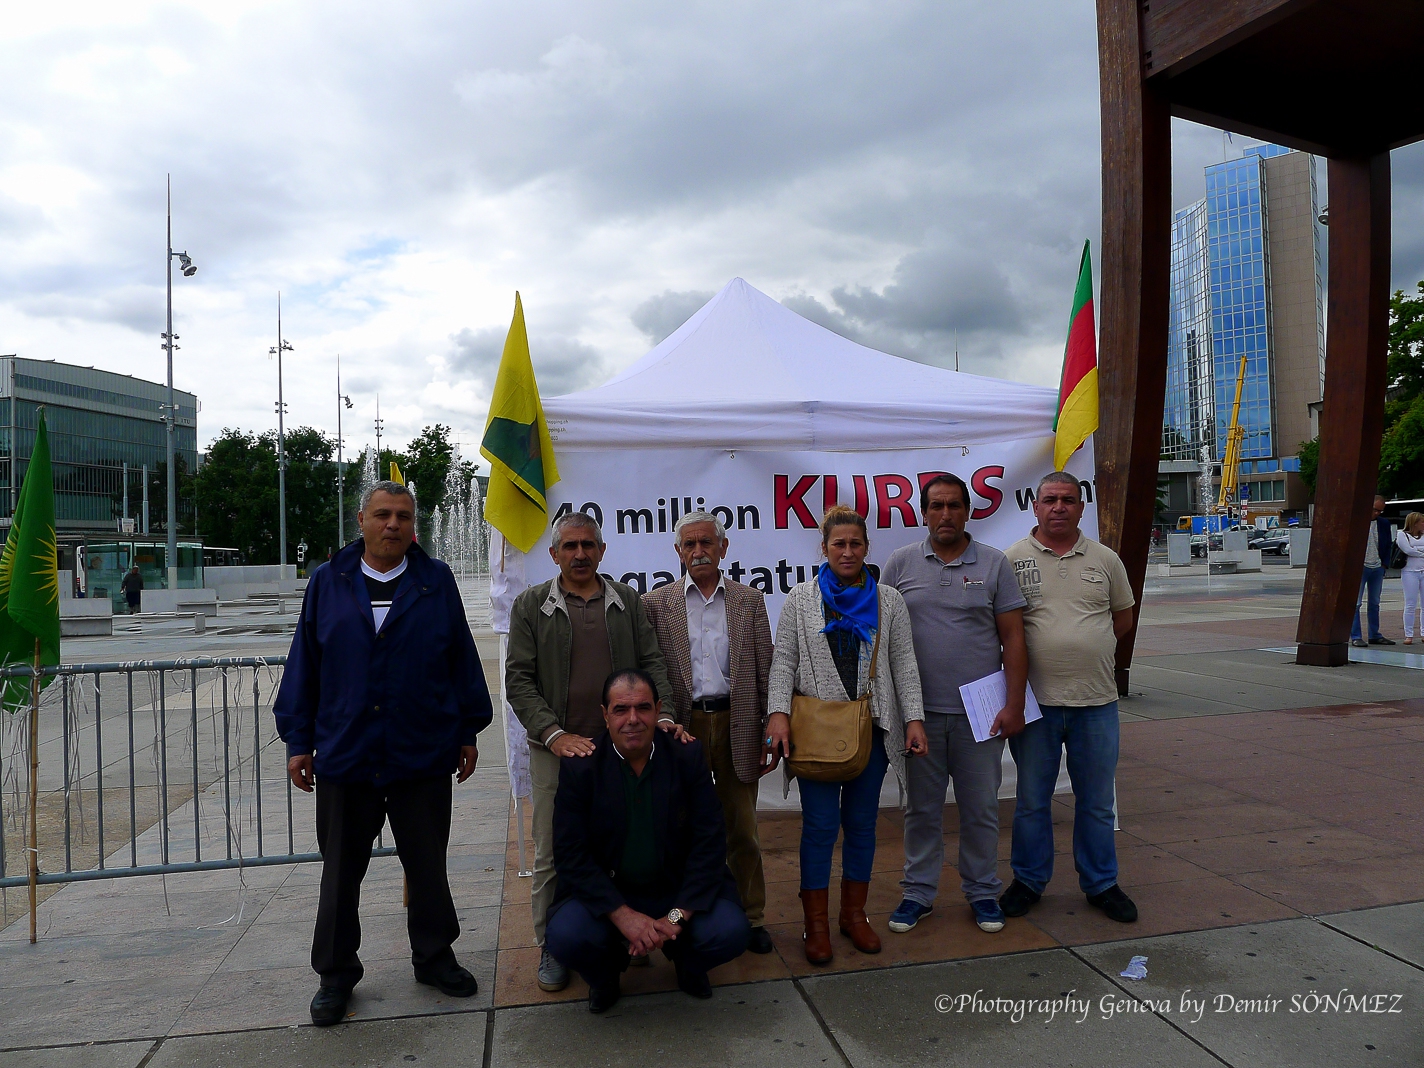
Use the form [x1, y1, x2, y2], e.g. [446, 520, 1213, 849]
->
[1142, 0, 1316, 78]
[1096, 0, 1173, 695]
[1296, 154, 1391, 666]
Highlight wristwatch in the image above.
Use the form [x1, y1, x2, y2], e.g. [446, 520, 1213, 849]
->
[666, 908, 687, 926]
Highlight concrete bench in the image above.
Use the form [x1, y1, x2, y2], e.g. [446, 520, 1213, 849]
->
[141, 588, 219, 616]
[60, 599, 113, 637]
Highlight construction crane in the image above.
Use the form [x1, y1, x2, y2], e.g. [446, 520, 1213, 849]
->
[1216, 350, 1250, 513]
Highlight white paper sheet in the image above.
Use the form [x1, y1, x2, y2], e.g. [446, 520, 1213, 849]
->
[958, 669, 1043, 743]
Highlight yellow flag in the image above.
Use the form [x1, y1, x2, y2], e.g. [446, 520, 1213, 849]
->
[480, 293, 560, 553]
[389, 460, 405, 485]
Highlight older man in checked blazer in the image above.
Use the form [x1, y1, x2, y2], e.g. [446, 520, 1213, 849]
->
[642, 510, 777, 954]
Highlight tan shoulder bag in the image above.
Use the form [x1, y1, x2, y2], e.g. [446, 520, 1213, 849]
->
[786, 594, 880, 783]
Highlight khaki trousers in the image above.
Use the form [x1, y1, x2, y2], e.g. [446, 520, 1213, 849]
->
[689, 709, 766, 926]
[529, 744, 561, 946]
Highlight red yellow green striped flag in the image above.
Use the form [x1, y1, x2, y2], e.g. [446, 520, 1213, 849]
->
[1053, 240, 1099, 471]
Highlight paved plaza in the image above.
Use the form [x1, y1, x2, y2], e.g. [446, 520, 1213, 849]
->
[1, 566, 1421, 1066]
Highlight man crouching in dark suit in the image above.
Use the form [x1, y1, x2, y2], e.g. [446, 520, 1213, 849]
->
[545, 668, 750, 1013]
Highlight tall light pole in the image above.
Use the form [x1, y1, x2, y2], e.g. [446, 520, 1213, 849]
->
[270, 296, 293, 572]
[161, 175, 196, 589]
[374, 394, 384, 476]
[336, 356, 352, 546]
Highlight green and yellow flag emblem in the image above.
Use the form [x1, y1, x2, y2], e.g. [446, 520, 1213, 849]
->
[0, 409, 60, 711]
[480, 293, 560, 553]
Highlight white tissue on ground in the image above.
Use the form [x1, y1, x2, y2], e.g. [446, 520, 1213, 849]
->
[1119, 955, 1148, 980]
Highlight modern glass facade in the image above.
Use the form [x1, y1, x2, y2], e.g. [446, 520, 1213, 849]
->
[1163, 199, 1213, 460]
[0, 357, 199, 532]
[1205, 143, 1291, 462]
[1161, 143, 1324, 521]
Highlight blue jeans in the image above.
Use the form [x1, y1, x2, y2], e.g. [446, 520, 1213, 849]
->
[798, 728, 889, 889]
[545, 890, 748, 989]
[1008, 703, 1119, 897]
[1352, 565, 1386, 641]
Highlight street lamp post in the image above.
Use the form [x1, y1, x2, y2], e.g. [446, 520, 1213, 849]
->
[271, 296, 293, 573]
[336, 356, 352, 546]
[161, 175, 196, 590]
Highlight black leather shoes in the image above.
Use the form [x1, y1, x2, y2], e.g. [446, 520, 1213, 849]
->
[310, 986, 351, 1026]
[747, 926, 774, 954]
[999, 879, 1041, 918]
[414, 961, 479, 998]
[675, 961, 713, 1000]
[589, 978, 621, 1014]
[1087, 884, 1139, 923]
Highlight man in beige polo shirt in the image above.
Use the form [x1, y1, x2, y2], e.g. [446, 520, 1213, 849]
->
[1001, 471, 1138, 924]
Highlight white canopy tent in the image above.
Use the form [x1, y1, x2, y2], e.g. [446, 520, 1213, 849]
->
[543, 276, 1058, 450]
[494, 278, 1085, 811]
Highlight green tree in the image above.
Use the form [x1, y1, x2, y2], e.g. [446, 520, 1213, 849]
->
[1297, 436, 1319, 494]
[1296, 283, 1424, 500]
[195, 427, 346, 566]
[195, 429, 279, 562]
[402, 424, 478, 523]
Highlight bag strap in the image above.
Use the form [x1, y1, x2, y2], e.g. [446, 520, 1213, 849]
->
[862, 591, 882, 695]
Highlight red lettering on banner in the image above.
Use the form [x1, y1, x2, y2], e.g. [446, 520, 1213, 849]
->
[970, 465, 1005, 520]
[774, 474, 819, 529]
[873, 474, 917, 528]
[823, 474, 839, 513]
[852, 475, 870, 518]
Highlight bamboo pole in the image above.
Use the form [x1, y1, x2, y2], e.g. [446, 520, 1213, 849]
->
[28, 638, 40, 944]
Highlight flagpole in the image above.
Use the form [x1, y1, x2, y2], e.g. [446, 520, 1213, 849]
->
[27, 637, 39, 944]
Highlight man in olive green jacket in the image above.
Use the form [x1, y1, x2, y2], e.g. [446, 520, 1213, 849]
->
[505, 511, 672, 991]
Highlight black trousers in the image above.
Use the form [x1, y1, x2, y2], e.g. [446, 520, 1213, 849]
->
[312, 774, 460, 990]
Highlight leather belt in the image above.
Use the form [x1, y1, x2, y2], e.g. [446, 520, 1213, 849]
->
[688, 696, 732, 712]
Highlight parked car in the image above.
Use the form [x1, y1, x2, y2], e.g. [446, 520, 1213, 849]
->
[1259, 533, 1291, 556]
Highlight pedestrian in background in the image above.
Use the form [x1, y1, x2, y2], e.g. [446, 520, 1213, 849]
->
[1395, 512, 1424, 644]
[121, 564, 143, 614]
[1351, 495, 1395, 648]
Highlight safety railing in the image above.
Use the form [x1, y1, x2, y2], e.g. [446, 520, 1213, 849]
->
[0, 657, 394, 891]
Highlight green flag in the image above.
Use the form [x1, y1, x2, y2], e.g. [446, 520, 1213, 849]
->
[0, 409, 59, 711]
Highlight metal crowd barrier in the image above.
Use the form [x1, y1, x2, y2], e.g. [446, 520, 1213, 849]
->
[0, 657, 394, 890]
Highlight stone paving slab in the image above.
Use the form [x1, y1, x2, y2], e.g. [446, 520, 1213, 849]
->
[1075, 918, 1424, 1067]
[1321, 902, 1424, 970]
[147, 1011, 488, 1068]
[489, 979, 840, 1068]
[0, 1042, 157, 1068]
[801, 948, 1222, 1068]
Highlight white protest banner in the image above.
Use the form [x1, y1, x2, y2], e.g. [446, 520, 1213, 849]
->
[523, 435, 1097, 625]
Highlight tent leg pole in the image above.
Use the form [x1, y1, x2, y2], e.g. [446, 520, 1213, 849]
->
[515, 794, 532, 878]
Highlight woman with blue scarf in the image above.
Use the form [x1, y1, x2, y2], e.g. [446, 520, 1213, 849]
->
[767, 506, 926, 964]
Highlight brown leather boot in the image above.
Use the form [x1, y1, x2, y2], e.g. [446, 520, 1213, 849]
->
[838, 879, 881, 954]
[799, 888, 833, 964]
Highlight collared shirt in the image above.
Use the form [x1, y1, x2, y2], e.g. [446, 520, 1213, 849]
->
[612, 740, 660, 892]
[880, 534, 1025, 713]
[1005, 530, 1134, 707]
[360, 556, 408, 631]
[560, 579, 614, 741]
[684, 573, 731, 700]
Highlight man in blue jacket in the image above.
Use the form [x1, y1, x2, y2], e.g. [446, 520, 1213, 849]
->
[545, 668, 748, 1013]
[275, 481, 493, 1026]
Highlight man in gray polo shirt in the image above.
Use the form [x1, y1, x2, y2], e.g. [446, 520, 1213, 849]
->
[880, 474, 1029, 934]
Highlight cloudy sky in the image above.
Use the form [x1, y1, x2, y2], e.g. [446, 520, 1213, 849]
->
[3, 1, 1422, 460]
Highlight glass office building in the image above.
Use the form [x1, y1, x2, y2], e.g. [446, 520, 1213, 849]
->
[0, 357, 200, 599]
[1161, 144, 1322, 521]
[1163, 198, 1213, 461]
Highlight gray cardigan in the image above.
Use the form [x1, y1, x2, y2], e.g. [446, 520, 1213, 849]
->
[768, 579, 925, 795]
